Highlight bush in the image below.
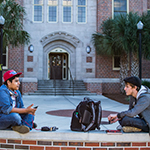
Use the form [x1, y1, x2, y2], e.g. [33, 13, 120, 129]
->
[142, 80, 150, 88]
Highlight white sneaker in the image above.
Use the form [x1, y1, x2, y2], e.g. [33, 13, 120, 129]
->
[122, 126, 142, 132]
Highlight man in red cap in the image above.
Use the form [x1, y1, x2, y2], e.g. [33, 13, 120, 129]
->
[0, 70, 37, 134]
[108, 76, 150, 133]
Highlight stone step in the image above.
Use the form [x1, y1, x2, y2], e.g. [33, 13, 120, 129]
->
[30, 80, 96, 95]
[28, 92, 97, 96]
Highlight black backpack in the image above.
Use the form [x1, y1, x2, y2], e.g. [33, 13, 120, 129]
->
[70, 97, 102, 132]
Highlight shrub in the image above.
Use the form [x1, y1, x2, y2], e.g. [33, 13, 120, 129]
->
[142, 80, 150, 88]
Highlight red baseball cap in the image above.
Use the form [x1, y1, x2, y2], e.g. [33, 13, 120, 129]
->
[3, 70, 22, 82]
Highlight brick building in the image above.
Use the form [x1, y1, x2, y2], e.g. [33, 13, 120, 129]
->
[3, 0, 150, 94]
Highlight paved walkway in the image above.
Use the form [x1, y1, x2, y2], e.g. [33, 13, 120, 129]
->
[23, 95, 128, 131]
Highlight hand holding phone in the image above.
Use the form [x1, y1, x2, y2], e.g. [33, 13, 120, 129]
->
[33, 106, 38, 109]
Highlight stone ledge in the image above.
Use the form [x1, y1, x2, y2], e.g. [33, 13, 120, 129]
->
[0, 130, 150, 142]
[83, 78, 120, 83]
[20, 78, 38, 83]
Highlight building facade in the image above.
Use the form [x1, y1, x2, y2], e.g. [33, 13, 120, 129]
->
[3, 0, 150, 94]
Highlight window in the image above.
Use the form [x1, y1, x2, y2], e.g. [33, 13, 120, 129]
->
[48, 0, 58, 22]
[113, 55, 120, 70]
[113, 54, 129, 70]
[33, 0, 43, 22]
[63, 0, 72, 22]
[113, 0, 129, 18]
[77, 0, 86, 23]
[3, 46, 8, 69]
[147, 9, 150, 15]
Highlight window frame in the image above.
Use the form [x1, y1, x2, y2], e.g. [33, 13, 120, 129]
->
[112, 54, 130, 70]
[3, 46, 8, 70]
[112, 0, 129, 19]
[77, 0, 87, 24]
[112, 54, 120, 70]
[47, 0, 58, 23]
[33, 0, 44, 23]
[62, 0, 72, 23]
[147, 9, 150, 14]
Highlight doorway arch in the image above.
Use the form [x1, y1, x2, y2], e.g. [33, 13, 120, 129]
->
[48, 48, 70, 80]
[41, 31, 82, 80]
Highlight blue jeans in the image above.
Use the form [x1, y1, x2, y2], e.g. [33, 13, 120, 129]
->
[0, 113, 34, 130]
[119, 116, 149, 132]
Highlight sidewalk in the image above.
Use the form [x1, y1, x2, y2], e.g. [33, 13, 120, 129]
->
[1, 95, 150, 150]
[22, 95, 129, 131]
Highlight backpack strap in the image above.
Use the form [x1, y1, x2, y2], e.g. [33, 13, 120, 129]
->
[96, 101, 102, 130]
[84, 102, 95, 132]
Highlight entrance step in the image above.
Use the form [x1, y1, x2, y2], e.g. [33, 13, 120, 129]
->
[28, 80, 97, 96]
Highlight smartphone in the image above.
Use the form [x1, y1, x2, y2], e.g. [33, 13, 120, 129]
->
[33, 106, 38, 109]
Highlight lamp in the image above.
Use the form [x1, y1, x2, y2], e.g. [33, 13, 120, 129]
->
[0, 16, 5, 86]
[137, 21, 143, 30]
[137, 21, 143, 79]
[28, 44, 34, 53]
[86, 46, 91, 54]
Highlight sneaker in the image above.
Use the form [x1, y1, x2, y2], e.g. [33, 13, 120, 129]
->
[122, 126, 142, 132]
[12, 125, 30, 134]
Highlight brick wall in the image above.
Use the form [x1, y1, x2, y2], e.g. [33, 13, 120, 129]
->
[8, 45, 24, 77]
[96, 55, 120, 78]
[129, 0, 147, 14]
[97, 0, 112, 32]
[148, 0, 150, 9]
[0, 138, 150, 150]
[21, 82, 37, 94]
[142, 59, 150, 78]
[85, 82, 120, 94]
[85, 83, 102, 94]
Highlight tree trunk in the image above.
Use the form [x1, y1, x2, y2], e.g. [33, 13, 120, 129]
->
[120, 53, 129, 94]
[130, 52, 139, 77]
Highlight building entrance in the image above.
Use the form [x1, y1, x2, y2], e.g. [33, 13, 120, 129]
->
[49, 53, 68, 80]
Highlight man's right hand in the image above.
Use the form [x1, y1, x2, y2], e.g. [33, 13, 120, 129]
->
[108, 114, 118, 123]
[26, 104, 37, 115]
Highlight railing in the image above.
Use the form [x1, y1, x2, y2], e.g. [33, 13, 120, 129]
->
[67, 67, 74, 96]
[51, 66, 56, 96]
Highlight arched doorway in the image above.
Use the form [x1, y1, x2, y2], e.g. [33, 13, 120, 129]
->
[48, 48, 69, 80]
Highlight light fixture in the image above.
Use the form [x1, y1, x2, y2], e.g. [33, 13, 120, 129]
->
[137, 21, 143, 30]
[0, 16, 5, 25]
[28, 44, 34, 53]
[137, 21, 143, 79]
[0, 15, 5, 86]
[86, 46, 91, 54]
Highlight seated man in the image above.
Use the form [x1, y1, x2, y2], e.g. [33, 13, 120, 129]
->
[108, 76, 150, 133]
[0, 70, 37, 134]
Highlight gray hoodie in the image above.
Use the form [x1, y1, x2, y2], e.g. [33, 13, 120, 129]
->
[117, 86, 150, 129]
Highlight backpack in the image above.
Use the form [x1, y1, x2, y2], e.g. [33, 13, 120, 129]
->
[70, 97, 102, 132]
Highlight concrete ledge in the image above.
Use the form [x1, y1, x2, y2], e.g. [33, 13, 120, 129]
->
[83, 78, 120, 83]
[0, 130, 150, 149]
[20, 78, 38, 82]
[0, 130, 150, 142]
